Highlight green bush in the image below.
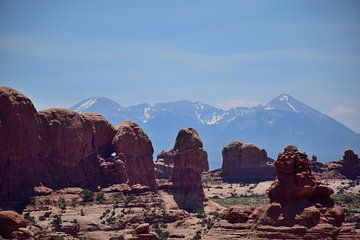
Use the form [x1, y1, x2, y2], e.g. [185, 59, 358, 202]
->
[96, 192, 105, 204]
[196, 210, 206, 219]
[80, 189, 94, 202]
[52, 215, 62, 231]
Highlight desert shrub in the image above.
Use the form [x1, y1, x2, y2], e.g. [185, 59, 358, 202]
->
[80, 189, 94, 202]
[209, 211, 220, 220]
[154, 223, 169, 240]
[196, 210, 206, 219]
[39, 211, 51, 221]
[193, 230, 202, 240]
[58, 197, 67, 210]
[44, 198, 51, 205]
[52, 215, 62, 231]
[96, 191, 105, 204]
[71, 198, 77, 207]
[24, 212, 35, 223]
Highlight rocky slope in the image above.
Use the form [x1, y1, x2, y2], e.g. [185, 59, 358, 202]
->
[221, 141, 275, 182]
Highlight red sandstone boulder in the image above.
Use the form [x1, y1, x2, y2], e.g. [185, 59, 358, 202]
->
[0, 87, 155, 206]
[0, 211, 27, 239]
[112, 121, 156, 190]
[221, 141, 275, 182]
[172, 128, 208, 212]
[135, 223, 159, 240]
[268, 145, 333, 203]
[0, 87, 42, 203]
[220, 205, 256, 223]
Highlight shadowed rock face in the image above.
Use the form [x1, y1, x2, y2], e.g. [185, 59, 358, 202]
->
[221, 141, 275, 182]
[112, 121, 156, 190]
[0, 87, 155, 206]
[337, 150, 360, 179]
[0, 87, 43, 203]
[268, 145, 334, 203]
[311, 150, 360, 180]
[172, 128, 208, 212]
[154, 150, 176, 179]
[155, 128, 209, 180]
[205, 146, 356, 240]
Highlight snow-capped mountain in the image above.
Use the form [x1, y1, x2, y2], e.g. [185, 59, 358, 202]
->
[70, 94, 360, 169]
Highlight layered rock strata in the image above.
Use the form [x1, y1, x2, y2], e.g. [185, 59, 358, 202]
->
[221, 141, 275, 182]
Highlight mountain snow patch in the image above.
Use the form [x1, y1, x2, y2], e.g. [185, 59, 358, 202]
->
[75, 97, 97, 112]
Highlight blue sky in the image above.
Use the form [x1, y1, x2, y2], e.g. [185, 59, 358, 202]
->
[1, 0, 360, 132]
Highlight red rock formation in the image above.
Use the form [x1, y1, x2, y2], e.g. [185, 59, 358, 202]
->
[340, 150, 360, 179]
[112, 120, 156, 190]
[206, 145, 358, 239]
[0, 210, 32, 239]
[135, 223, 160, 240]
[268, 145, 333, 203]
[0, 87, 155, 206]
[221, 141, 275, 182]
[155, 128, 209, 180]
[311, 150, 360, 180]
[172, 128, 208, 212]
[154, 150, 176, 179]
[0, 87, 42, 203]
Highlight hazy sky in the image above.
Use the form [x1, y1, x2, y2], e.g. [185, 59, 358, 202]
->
[1, 1, 360, 132]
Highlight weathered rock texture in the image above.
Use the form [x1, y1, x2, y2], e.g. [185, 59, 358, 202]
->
[221, 141, 275, 182]
[155, 128, 210, 181]
[0, 210, 33, 239]
[206, 145, 358, 239]
[135, 223, 160, 240]
[311, 150, 360, 180]
[154, 150, 176, 179]
[268, 145, 334, 203]
[0, 87, 155, 206]
[112, 121, 156, 190]
[172, 128, 208, 212]
[327, 150, 360, 180]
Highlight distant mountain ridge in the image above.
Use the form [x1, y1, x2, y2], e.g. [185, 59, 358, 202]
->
[70, 94, 360, 169]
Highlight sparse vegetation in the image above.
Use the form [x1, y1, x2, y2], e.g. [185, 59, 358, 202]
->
[71, 198, 77, 207]
[51, 215, 62, 231]
[96, 191, 105, 204]
[39, 211, 52, 221]
[193, 230, 202, 240]
[196, 210, 206, 219]
[58, 197, 67, 210]
[24, 212, 35, 223]
[80, 189, 94, 202]
[210, 194, 268, 207]
[332, 193, 360, 226]
[154, 223, 169, 240]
